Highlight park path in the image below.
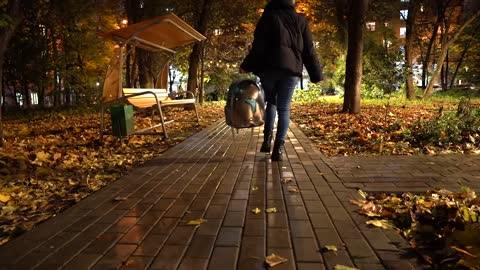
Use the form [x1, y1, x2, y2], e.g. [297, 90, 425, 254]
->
[1, 120, 479, 270]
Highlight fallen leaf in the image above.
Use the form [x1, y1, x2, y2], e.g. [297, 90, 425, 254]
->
[366, 219, 395, 230]
[357, 189, 368, 199]
[0, 194, 11, 203]
[266, 207, 277, 213]
[325, 245, 338, 251]
[251, 186, 259, 191]
[186, 219, 207, 226]
[451, 246, 477, 258]
[112, 197, 128, 201]
[281, 178, 292, 184]
[288, 188, 299, 193]
[334, 265, 360, 270]
[265, 253, 288, 267]
[251, 208, 261, 214]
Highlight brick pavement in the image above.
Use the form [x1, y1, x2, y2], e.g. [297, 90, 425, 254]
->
[1, 120, 478, 270]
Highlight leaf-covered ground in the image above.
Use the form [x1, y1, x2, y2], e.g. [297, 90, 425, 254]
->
[352, 188, 480, 269]
[0, 104, 224, 245]
[291, 102, 480, 156]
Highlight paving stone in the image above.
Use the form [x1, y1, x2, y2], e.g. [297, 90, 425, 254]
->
[149, 245, 188, 269]
[227, 199, 248, 212]
[83, 232, 123, 254]
[304, 200, 326, 213]
[119, 255, 154, 270]
[297, 262, 327, 270]
[244, 218, 266, 236]
[314, 229, 344, 247]
[309, 212, 334, 229]
[292, 238, 323, 262]
[290, 220, 315, 238]
[186, 235, 216, 258]
[150, 218, 178, 235]
[287, 205, 309, 220]
[238, 236, 265, 270]
[90, 243, 137, 270]
[61, 253, 103, 270]
[322, 250, 355, 270]
[267, 212, 289, 228]
[267, 228, 292, 248]
[178, 257, 209, 270]
[223, 211, 246, 227]
[165, 225, 196, 245]
[216, 227, 243, 247]
[118, 224, 150, 244]
[196, 218, 222, 236]
[207, 247, 239, 270]
[133, 234, 167, 256]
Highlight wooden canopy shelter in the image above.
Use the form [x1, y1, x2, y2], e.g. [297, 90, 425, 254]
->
[100, 13, 206, 138]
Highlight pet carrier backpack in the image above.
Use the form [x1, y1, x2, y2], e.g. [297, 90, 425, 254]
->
[224, 79, 265, 131]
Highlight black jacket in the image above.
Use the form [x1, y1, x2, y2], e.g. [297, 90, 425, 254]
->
[240, 0, 323, 83]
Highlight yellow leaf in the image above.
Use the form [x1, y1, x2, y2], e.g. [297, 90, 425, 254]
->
[334, 265, 360, 270]
[324, 245, 338, 252]
[265, 253, 288, 267]
[451, 246, 477, 258]
[281, 178, 292, 184]
[388, 112, 395, 116]
[186, 219, 207, 226]
[251, 207, 261, 214]
[350, 199, 366, 206]
[68, 179, 77, 186]
[266, 207, 277, 213]
[0, 193, 11, 203]
[288, 188, 299, 193]
[366, 219, 395, 229]
[112, 197, 128, 201]
[358, 189, 368, 199]
[251, 186, 259, 191]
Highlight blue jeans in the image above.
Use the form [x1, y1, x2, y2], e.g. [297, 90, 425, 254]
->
[260, 74, 299, 143]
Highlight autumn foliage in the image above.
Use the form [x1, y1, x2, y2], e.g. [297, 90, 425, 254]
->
[0, 104, 224, 245]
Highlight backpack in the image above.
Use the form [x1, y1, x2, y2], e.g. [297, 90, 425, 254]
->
[225, 79, 265, 130]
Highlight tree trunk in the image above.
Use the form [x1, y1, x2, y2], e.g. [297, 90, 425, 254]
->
[138, 50, 154, 88]
[198, 44, 205, 104]
[341, 0, 368, 114]
[405, 0, 420, 100]
[449, 44, 469, 89]
[421, 23, 439, 88]
[423, 10, 480, 98]
[0, 0, 23, 146]
[186, 0, 211, 97]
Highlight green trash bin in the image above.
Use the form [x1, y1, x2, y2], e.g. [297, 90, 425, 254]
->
[110, 105, 134, 137]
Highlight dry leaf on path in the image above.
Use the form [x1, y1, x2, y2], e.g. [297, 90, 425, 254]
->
[281, 178, 292, 184]
[323, 245, 338, 252]
[288, 188, 299, 193]
[265, 253, 288, 267]
[366, 219, 395, 230]
[186, 219, 207, 226]
[251, 208, 261, 214]
[266, 207, 277, 213]
[334, 265, 360, 270]
[251, 186, 259, 191]
[112, 197, 128, 202]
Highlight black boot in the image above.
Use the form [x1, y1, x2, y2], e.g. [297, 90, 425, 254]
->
[271, 140, 284, 161]
[260, 130, 272, 153]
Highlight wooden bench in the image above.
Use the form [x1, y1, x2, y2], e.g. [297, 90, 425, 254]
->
[123, 88, 197, 108]
[104, 88, 199, 139]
